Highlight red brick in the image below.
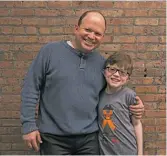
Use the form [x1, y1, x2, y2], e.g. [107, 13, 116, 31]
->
[12, 143, 29, 150]
[120, 44, 136, 51]
[159, 36, 166, 43]
[96, 1, 114, 8]
[1, 95, 21, 103]
[144, 133, 157, 141]
[0, 17, 21, 25]
[1, 27, 13, 34]
[71, 1, 97, 7]
[22, 18, 47, 26]
[25, 26, 37, 34]
[23, 44, 41, 52]
[38, 36, 64, 44]
[144, 126, 156, 132]
[47, 18, 66, 26]
[156, 133, 166, 141]
[142, 118, 156, 125]
[1, 135, 22, 143]
[13, 36, 38, 43]
[0, 127, 21, 135]
[101, 10, 124, 17]
[0, 1, 14, 7]
[113, 36, 135, 43]
[157, 149, 166, 155]
[135, 86, 157, 93]
[0, 103, 20, 111]
[159, 18, 166, 25]
[137, 36, 159, 43]
[39, 27, 50, 34]
[145, 110, 166, 118]
[13, 27, 25, 35]
[156, 118, 166, 125]
[157, 102, 166, 110]
[99, 44, 121, 52]
[0, 143, 11, 150]
[135, 18, 158, 25]
[0, 119, 21, 126]
[22, 1, 46, 7]
[146, 44, 166, 52]
[131, 77, 154, 85]
[144, 102, 158, 110]
[11, 9, 34, 16]
[156, 126, 166, 133]
[134, 26, 165, 35]
[0, 8, 10, 16]
[113, 1, 138, 8]
[110, 18, 133, 25]
[0, 61, 13, 68]
[154, 77, 165, 85]
[48, 1, 71, 8]
[0, 111, 20, 118]
[146, 60, 165, 68]
[125, 10, 148, 17]
[138, 2, 162, 8]
[145, 141, 165, 149]
[144, 149, 157, 155]
[148, 9, 166, 17]
[120, 26, 133, 34]
[1, 85, 21, 94]
[35, 9, 60, 16]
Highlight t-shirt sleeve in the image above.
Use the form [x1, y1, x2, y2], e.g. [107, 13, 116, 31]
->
[125, 88, 137, 107]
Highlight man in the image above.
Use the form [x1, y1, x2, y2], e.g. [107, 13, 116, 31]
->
[21, 10, 144, 155]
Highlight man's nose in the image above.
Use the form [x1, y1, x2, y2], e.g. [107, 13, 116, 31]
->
[88, 32, 95, 39]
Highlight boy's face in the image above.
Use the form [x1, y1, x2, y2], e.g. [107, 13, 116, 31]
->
[104, 64, 129, 89]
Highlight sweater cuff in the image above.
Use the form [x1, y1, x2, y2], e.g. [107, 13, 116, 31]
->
[22, 122, 38, 134]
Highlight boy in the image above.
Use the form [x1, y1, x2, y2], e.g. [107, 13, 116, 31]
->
[98, 52, 143, 155]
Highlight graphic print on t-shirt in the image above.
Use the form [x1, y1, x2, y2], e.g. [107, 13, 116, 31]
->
[102, 104, 115, 131]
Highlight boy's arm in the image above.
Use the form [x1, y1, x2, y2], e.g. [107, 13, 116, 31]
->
[132, 116, 143, 155]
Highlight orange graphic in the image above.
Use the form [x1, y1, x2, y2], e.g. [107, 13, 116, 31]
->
[102, 110, 116, 130]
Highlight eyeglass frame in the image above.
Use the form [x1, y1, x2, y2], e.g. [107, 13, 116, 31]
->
[103, 66, 130, 77]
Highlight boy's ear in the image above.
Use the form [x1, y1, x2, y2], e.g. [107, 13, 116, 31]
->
[127, 75, 131, 81]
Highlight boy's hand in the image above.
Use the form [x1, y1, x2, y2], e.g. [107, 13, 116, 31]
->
[129, 96, 144, 119]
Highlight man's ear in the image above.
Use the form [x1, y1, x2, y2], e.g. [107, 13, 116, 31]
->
[74, 25, 79, 31]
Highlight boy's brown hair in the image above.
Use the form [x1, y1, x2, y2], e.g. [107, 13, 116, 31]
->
[104, 52, 133, 76]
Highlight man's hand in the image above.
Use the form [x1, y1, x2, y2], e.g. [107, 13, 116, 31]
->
[129, 96, 144, 119]
[23, 130, 42, 152]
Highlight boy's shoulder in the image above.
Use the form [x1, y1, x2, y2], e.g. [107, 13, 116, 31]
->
[122, 87, 136, 105]
[122, 87, 136, 95]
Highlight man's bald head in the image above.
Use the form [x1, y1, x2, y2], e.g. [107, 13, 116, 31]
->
[78, 10, 107, 30]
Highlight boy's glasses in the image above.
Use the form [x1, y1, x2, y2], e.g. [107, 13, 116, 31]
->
[105, 67, 129, 77]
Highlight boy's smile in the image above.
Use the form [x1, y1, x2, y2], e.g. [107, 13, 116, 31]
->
[104, 64, 129, 92]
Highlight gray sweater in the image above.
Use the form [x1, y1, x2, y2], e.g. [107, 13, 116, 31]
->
[21, 41, 106, 135]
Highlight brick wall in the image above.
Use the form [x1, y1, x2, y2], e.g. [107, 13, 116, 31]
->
[0, 1, 166, 155]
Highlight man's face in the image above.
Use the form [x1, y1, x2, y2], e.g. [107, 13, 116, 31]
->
[73, 13, 105, 53]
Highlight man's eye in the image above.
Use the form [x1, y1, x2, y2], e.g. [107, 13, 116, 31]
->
[85, 28, 92, 32]
[95, 33, 102, 37]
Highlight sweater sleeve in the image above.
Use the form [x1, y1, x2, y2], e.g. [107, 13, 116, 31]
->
[20, 44, 50, 134]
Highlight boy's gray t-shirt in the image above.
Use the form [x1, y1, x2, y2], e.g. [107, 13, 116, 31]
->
[98, 87, 137, 155]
